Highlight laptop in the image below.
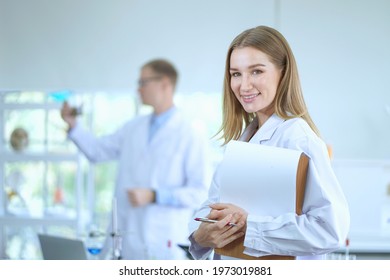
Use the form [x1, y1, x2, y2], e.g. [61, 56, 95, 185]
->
[38, 234, 88, 260]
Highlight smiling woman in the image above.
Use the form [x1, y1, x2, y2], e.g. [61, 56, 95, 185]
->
[188, 25, 350, 260]
[219, 26, 320, 145]
[229, 47, 281, 125]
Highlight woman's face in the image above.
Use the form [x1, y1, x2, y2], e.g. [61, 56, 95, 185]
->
[229, 46, 281, 124]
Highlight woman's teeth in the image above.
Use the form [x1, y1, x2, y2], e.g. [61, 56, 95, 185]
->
[242, 93, 259, 101]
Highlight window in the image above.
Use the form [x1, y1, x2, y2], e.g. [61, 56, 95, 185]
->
[0, 90, 223, 259]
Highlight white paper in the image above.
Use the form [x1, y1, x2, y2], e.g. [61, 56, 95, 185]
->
[219, 141, 302, 217]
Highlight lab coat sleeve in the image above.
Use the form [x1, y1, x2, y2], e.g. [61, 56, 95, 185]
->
[242, 135, 350, 257]
[156, 128, 211, 209]
[68, 121, 127, 163]
[188, 168, 221, 260]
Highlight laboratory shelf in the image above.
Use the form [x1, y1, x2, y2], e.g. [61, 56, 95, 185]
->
[0, 102, 61, 110]
[0, 90, 140, 259]
[0, 90, 86, 259]
[0, 216, 78, 227]
[0, 152, 79, 162]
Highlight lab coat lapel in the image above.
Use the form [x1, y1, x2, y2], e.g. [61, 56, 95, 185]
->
[148, 110, 180, 148]
[241, 114, 285, 144]
[136, 115, 152, 155]
[239, 118, 259, 142]
[141, 115, 153, 149]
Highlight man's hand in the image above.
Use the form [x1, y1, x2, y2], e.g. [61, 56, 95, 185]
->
[60, 101, 77, 130]
[127, 188, 156, 207]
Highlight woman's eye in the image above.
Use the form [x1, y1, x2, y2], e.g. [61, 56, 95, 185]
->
[231, 72, 241, 77]
[252, 69, 262, 75]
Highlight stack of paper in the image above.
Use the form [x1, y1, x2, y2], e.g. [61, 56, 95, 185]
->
[215, 140, 309, 259]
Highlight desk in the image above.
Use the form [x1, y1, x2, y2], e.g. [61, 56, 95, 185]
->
[336, 231, 390, 259]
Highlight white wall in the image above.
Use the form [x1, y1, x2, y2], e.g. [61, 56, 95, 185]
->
[0, 0, 274, 92]
[280, 0, 390, 159]
[1, 0, 390, 159]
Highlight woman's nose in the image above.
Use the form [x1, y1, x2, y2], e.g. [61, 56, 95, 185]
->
[240, 74, 253, 91]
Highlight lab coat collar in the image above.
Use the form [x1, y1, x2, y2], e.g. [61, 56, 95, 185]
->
[240, 114, 285, 143]
[151, 106, 177, 128]
[148, 108, 181, 147]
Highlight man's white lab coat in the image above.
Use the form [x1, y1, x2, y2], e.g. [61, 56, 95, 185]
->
[69, 110, 210, 259]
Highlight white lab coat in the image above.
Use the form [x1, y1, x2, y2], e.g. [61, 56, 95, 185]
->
[69, 109, 210, 259]
[188, 114, 350, 260]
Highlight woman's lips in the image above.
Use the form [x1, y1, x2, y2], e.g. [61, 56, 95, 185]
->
[241, 93, 260, 103]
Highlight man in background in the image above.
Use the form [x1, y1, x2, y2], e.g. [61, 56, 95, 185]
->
[61, 59, 210, 259]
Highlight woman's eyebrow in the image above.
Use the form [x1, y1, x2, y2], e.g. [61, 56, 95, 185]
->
[230, 63, 266, 71]
[248, 63, 266, 68]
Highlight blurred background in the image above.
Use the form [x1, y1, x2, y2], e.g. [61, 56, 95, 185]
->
[0, 0, 389, 259]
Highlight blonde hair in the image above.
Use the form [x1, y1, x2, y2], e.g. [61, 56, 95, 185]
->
[218, 26, 320, 145]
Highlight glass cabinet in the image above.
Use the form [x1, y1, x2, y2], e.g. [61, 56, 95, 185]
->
[0, 90, 139, 259]
[0, 90, 90, 259]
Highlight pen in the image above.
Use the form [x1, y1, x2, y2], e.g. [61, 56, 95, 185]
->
[194, 217, 237, 227]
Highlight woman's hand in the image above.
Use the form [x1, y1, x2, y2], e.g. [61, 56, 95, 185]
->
[209, 203, 248, 231]
[192, 204, 247, 249]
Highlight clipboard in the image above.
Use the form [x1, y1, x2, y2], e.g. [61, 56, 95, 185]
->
[214, 141, 309, 260]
